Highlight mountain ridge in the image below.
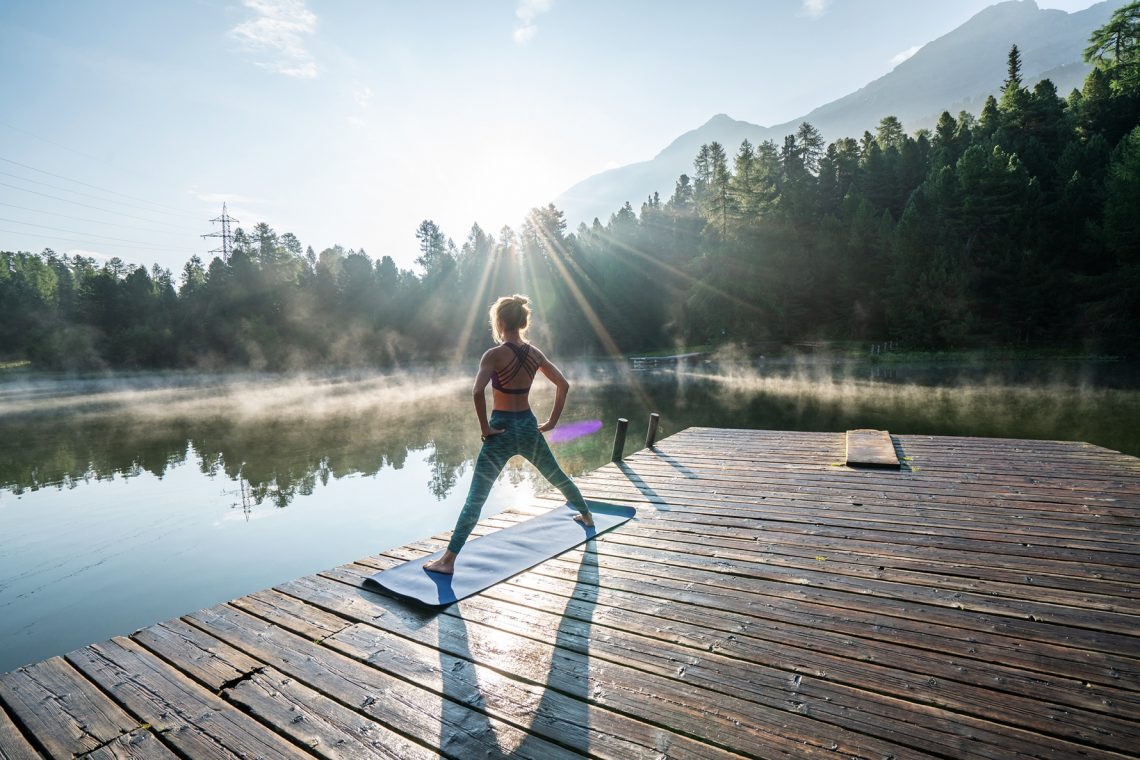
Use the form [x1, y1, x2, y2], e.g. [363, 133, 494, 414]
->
[554, 0, 1124, 226]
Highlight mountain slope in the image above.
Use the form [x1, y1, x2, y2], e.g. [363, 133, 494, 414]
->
[555, 0, 1122, 227]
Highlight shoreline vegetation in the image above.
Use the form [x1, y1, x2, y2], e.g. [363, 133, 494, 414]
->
[0, 344, 1128, 377]
[2, 8, 1139, 370]
[2, 358, 1139, 502]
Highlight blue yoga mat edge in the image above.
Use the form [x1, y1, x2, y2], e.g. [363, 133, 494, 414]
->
[363, 501, 635, 607]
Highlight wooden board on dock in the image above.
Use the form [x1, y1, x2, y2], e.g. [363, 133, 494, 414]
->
[3, 427, 1140, 758]
[845, 427, 900, 468]
[630, 352, 708, 370]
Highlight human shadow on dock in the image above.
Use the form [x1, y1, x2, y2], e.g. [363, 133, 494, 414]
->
[437, 542, 598, 758]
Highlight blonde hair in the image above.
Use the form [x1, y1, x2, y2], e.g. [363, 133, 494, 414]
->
[490, 294, 531, 343]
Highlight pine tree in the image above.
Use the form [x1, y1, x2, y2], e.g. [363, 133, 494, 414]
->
[795, 122, 824, 174]
[1004, 44, 1023, 93]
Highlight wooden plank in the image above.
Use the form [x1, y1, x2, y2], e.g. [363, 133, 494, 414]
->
[83, 730, 177, 760]
[130, 616, 439, 759]
[184, 604, 587, 760]
[447, 513, 1140, 638]
[522, 501, 1140, 597]
[130, 619, 262, 691]
[571, 483, 1140, 570]
[0, 705, 41, 760]
[607, 454, 1140, 512]
[66, 637, 310, 759]
[353, 547, 1140, 757]
[231, 589, 353, 643]
[534, 508, 1140, 597]
[845, 429, 901, 468]
[496, 555, 1140, 691]
[257, 581, 787, 760]
[0, 657, 140, 758]
[227, 669, 438, 760]
[359, 531, 1140, 688]
[585, 463, 1137, 512]
[554, 516, 1140, 614]
[321, 608, 939, 760]
[639, 437, 1137, 481]
[585, 461, 1140, 509]
[210, 601, 751, 760]
[340, 547, 1140, 720]
[314, 566, 1087, 760]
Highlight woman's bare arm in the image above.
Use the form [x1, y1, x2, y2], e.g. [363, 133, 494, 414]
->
[535, 350, 569, 432]
[473, 350, 504, 438]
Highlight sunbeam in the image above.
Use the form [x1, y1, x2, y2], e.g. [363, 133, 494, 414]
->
[527, 210, 657, 411]
[588, 222, 771, 319]
[451, 243, 499, 365]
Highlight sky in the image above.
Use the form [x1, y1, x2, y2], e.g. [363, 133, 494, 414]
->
[0, 0, 1103, 273]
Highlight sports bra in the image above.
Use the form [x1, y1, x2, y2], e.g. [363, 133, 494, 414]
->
[491, 342, 540, 394]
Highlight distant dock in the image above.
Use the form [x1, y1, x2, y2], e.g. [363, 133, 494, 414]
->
[630, 351, 708, 370]
[2, 427, 1139, 757]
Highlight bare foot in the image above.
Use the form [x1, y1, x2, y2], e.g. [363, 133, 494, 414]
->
[574, 512, 594, 528]
[423, 551, 457, 574]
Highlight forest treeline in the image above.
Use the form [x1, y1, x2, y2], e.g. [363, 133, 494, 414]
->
[3, 5, 1140, 369]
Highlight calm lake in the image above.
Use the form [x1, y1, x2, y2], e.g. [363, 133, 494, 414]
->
[2, 358, 1138, 674]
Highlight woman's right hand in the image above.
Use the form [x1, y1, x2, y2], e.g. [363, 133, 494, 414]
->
[481, 428, 505, 442]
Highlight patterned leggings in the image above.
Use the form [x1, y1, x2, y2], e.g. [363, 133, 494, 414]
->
[448, 409, 589, 553]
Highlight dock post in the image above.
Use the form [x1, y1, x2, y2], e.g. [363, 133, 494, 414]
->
[611, 418, 629, 462]
[645, 412, 660, 448]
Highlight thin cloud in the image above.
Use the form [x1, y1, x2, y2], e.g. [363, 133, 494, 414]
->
[68, 248, 113, 262]
[890, 45, 922, 67]
[355, 85, 374, 110]
[189, 189, 266, 206]
[188, 189, 271, 233]
[801, 0, 828, 18]
[230, 0, 318, 79]
[514, 0, 552, 45]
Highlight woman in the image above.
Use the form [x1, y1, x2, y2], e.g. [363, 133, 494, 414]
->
[424, 294, 593, 575]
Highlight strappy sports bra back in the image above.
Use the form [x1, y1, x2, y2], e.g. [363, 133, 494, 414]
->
[491, 342, 539, 394]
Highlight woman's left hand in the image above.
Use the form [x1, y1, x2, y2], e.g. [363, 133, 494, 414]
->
[538, 420, 556, 433]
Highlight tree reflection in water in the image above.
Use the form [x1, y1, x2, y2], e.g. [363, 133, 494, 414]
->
[2, 360, 1139, 504]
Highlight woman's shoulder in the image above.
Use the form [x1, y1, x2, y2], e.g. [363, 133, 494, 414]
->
[479, 345, 505, 365]
[483, 342, 546, 363]
[526, 343, 549, 363]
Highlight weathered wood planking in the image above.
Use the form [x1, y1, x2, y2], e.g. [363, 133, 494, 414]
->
[845, 428, 901, 468]
[0, 657, 140, 759]
[0, 707, 40, 760]
[2, 427, 1139, 759]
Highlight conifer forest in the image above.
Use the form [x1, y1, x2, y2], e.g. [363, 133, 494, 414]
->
[3, 6, 1139, 369]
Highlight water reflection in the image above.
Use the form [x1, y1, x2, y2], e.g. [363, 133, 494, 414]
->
[1, 361, 1138, 673]
[2, 360, 1139, 503]
[1, 372, 499, 504]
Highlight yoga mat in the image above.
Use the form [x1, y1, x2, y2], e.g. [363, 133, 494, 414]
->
[364, 501, 636, 607]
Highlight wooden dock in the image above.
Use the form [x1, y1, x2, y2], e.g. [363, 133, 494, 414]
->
[2, 427, 1140, 758]
[630, 352, 708, 370]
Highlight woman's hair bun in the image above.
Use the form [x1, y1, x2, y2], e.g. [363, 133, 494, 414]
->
[490, 294, 531, 343]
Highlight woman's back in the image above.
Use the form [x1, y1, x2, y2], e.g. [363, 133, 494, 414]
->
[488, 341, 544, 411]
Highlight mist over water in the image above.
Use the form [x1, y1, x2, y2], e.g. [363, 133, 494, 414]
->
[1, 358, 1138, 673]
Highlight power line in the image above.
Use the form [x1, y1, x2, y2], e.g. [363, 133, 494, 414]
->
[0, 227, 199, 254]
[0, 181, 202, 226]
[0, 217, 201, 251]
[0, 154, 200, 218]
[0, 120, 100, 161]
[0, 170, 201, 225]
[0, 201, 183, 236]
